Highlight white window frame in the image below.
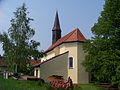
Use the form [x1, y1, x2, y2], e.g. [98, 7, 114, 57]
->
[36, 69, 38, 77]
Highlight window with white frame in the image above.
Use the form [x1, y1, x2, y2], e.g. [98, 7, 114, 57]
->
[68, 57, 73, 69]
[36, 69, 38, 77]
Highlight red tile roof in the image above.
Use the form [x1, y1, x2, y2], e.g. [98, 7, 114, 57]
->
[45, 28, 86, 52]
[0, 58, 41, 67]
[30, 60, 41, 67]
[0, 60, 7, 67]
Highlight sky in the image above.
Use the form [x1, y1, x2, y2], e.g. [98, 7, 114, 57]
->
[0, 0, 105, 55]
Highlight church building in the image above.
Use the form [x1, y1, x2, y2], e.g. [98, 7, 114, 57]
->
[34, 12, 89, 84]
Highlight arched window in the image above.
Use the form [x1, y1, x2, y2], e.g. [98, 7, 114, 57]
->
[69, 57, 73, 69]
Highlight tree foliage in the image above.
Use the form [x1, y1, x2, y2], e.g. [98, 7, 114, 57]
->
[0, 3, 45, 73]
[82, 0, 120, 84]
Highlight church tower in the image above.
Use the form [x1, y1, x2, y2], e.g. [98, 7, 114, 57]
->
[52, 12, 61, 44]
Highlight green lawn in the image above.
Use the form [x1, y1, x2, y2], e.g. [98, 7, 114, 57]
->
[0, 75, 47, 90]
[0, 75, 104, 90]
[78, 84, 105, 90]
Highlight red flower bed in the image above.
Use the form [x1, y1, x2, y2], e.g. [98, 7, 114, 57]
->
[50, 77, 74, 89]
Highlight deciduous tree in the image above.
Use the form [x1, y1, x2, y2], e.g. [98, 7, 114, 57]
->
[0, 3, 45, 73]
[82, 0, 120, 85]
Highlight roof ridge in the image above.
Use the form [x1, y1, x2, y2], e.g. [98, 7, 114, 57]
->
[62, 29, 76, 42]
[77, 29, 80, 41]
[77, 29, 86, 41]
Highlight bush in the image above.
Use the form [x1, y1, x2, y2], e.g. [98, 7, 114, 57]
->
[38, 79, 45, 86]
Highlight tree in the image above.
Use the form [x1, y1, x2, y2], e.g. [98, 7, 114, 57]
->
[82, 0, 120, 85]
[0, 3, 45, 73]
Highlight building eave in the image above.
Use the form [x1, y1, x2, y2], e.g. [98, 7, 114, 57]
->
[34, 51, 69, 67]
[45, 41, 85, 53]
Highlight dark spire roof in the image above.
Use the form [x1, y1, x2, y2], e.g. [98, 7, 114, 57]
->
[52, 11, 61, 30]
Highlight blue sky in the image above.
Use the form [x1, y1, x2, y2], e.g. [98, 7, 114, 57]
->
[0, 0, 105, 55]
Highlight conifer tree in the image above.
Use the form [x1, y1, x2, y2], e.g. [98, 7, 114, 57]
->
[82, 0, 120, 84]
[0, 4, 45, 73]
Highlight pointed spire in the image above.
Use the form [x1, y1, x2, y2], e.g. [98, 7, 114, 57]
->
[53, 11, 61, 30]
[52, 11, 62, 44]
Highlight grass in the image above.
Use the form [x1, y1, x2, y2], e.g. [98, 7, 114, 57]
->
[0, 75, 104, 90]
[78, 84, 105, 90]
[0, 75, 47, 90]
